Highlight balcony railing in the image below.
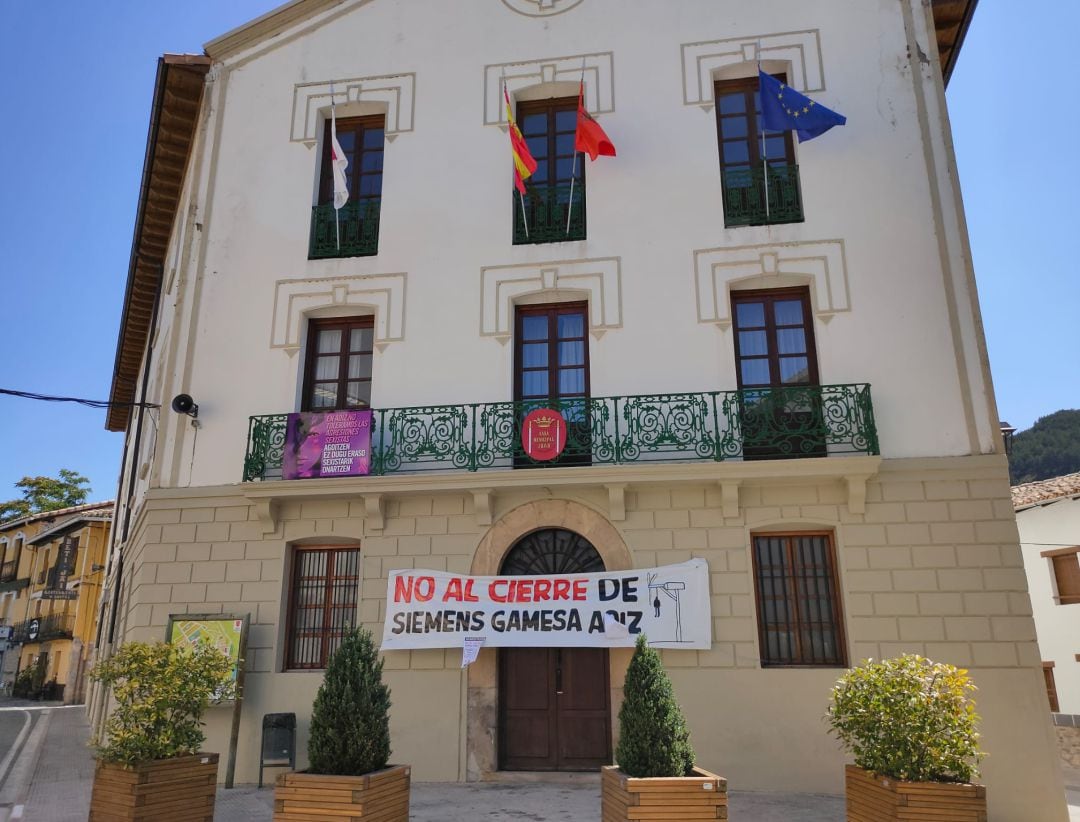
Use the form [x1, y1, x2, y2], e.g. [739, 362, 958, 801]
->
[0, 559, 15, 582]
[309, 198, 381, 259]
[0, 576, 28, 594]
[722, 163, 803, 227]
[10, 613, 75, 644]
[243, 384, 878, 482]
[513, 183, 586, 245]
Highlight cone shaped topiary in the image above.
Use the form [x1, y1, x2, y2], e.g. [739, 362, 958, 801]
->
[308, 627, 392, 776]
[615, 635, 695, 777]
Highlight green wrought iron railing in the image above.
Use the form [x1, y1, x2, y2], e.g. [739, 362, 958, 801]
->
[722, 163, 803, 227]
[243, 384, 878, 482]
[513, 183, 586, 245]
[309, 198, 381, 259]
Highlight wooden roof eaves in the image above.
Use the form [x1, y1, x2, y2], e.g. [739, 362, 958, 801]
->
[105, 55, 209, 432]
[933, 0, 979, 86]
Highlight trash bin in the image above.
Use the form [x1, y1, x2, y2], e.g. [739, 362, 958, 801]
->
[259, 712, 296, 788]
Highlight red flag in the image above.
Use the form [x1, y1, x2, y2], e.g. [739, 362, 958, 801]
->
[574, 82, 615, 160]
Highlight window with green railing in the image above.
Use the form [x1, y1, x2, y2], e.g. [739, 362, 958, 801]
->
[513, 97, 586, 245]
[715, 75, 804, 227]
[309, 114, 384, 259]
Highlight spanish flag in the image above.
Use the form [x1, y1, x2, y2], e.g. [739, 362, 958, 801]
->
[574, 81, 616, 160]
[504, 84, 538, 194]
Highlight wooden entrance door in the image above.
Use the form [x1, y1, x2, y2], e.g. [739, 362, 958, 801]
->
[499, 646, 611, 771]
[497, 528, 611, 771]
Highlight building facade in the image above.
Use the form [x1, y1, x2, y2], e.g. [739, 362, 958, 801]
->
[95, 1, 1067, 818]
[1, 501, 113, 702]
[1013, 473, 1080, 771]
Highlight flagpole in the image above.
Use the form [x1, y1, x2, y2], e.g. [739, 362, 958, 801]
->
[330, 82, 341, 251]
[519, 188, 530, 240]
[565, 153, 579, 236]
[565, 59, 587, 236]
[757, 48, 770, 221]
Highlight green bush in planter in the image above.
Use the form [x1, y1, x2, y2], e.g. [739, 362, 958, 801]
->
[308, 627, 392, 776]
[615, 635, 695, 778]
[826, 654, 983, 783]
[90, 641, 234, 765]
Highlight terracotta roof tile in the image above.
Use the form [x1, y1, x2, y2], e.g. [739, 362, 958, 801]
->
[1012, 473, 1080, 510]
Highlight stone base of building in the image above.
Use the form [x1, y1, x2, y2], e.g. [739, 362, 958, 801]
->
[1054, 718, 1080, 770]
[99, 454, 1069, 822]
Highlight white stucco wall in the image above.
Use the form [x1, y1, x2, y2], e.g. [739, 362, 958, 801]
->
[1016, 496, 1080, 714]
[131, 0, 998, 491]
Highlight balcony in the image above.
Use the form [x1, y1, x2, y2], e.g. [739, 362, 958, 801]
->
[10, 612, 75, 644]
[0, 573, 28, 594]
[513, 183, 585, 245]
[243, 384, 878, 482]
[309, 198, 380, 259]
[722, 163, 803, 227]
[0, 559, 16, 582]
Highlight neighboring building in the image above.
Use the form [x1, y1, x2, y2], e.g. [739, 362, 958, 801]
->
[1, 501, 113, 701]
[1013, 473, 1080, 770]
[94, 1, 1066, 818]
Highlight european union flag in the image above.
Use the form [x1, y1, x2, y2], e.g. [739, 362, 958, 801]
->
[758, 70, 846, 142]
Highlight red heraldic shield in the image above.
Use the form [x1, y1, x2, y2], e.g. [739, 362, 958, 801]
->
[521, 408, 568, 461]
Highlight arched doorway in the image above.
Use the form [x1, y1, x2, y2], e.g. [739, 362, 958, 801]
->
[498, 528, 612, 771]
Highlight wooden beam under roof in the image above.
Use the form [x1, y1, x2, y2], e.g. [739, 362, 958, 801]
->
[105, 54, 209, 432]
[932, 0, 979, 86]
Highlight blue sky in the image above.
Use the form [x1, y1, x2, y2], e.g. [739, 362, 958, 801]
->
[0, 2, 1075, 504]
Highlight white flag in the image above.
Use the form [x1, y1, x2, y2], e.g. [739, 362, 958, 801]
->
[330, 108, 349, 210]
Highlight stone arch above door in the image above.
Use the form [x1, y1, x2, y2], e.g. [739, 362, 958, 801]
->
[471, 499, 632, 576]
[466, 498, 632, 780]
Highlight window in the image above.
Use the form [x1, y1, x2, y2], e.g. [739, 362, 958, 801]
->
[1042, 547, 1080, 604]
[751, 532, 845, 666]
[302, 317, 375, 411]
[514, 97, 585, 244]
[285, 546, 361, 669]
[1043, 662, 1059, 712]
[714, 75, 803, 227]
[514, 303, 591, 465]
[731, 287, 824, 459]
[310, 114, 384, 259]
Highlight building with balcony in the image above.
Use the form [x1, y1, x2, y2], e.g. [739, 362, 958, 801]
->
[0, 501, 112, 699]
[94, 1, 1066, 817]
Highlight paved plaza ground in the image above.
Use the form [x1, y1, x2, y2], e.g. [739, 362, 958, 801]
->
[0, 700, 1076, 821]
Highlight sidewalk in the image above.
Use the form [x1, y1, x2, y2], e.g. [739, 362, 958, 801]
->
[2, 701, 1077, 821]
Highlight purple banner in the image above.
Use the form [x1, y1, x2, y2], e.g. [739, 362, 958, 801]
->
[283, 410, 372, 479]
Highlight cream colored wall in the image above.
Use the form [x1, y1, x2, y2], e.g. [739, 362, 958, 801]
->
[114, 454, 1066, 821]
[1016, 496, 1080, 714]
[128, 0, 1000, 495]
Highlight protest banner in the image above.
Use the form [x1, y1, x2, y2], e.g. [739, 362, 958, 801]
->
[381, 559, 710, 650]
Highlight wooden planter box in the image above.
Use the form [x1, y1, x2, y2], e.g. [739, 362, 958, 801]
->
[273, 764, 410, 821]
[601, 764, 728, 821]
[88, 753, 218, 821]
[846, 764, 987, 821]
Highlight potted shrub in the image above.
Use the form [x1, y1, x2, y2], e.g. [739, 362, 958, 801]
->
[274, 627, 409, 821]
[88, 640, 234, 822]
[601, 635, 727, 821]
[826, 654, 987, 821]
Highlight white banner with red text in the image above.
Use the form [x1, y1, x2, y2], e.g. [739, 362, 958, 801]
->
[380, 560, 711, 650]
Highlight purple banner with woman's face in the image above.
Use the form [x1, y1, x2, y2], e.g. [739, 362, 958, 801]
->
[282, 409, 372, 479]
